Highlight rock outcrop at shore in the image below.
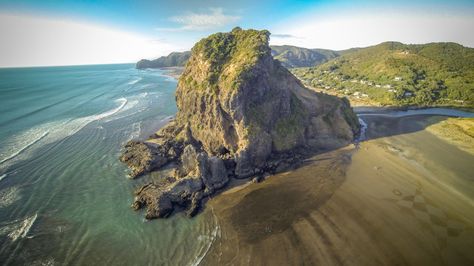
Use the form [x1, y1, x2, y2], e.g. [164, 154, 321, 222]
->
[121, 27, 360, 219]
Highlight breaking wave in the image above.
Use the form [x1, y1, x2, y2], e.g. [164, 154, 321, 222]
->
[0, 131, 49, 164]
[128, 77, 142, 85]
[0, 98, 128, 168]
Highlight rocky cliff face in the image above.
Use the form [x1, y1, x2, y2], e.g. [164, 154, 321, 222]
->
[121, 28, 360, 219]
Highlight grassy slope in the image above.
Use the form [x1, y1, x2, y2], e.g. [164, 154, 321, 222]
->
[291, 42, 474, 107]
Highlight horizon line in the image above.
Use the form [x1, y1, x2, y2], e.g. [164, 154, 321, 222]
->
[1, 40, 472, 69]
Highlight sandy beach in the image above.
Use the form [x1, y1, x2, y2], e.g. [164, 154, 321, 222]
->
[201, 114, 474, 265]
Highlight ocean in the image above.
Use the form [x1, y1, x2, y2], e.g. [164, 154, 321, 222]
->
[0, 64, 218, 265]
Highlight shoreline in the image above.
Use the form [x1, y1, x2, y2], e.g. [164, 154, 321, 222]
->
[305, 85, 473, 111]
[200, 114, 474, 265]
[354, 106, 474, 115]
[137, 108, 474, 216]
[159, 67, 184, 80]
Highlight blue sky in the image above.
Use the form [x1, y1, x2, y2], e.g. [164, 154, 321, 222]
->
[0, 0, 473, 67]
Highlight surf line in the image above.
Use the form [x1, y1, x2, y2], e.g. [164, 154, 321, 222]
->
[0, 131, 49, 165]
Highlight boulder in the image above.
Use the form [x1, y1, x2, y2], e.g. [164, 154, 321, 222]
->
[204, 156, 229, 191]
[120, 141, 168, 178]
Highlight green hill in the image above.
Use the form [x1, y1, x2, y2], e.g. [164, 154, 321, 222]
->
[291, 42, 474, 107]
[270, 45, 340, 68]
[136, 45, 339, 70]
[136, 51, 191, 69]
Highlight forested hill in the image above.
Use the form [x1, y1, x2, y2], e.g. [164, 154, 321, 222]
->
[136, 45, 340, 69]
[270, 45, 340, 68]
[291, 42, 474, 107]
[136, 51, 191, 69]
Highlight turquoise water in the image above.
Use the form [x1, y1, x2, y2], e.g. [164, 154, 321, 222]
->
[0, 64, 218, 265]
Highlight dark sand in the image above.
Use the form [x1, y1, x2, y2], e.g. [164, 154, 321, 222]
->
[201, 115, 474, 265]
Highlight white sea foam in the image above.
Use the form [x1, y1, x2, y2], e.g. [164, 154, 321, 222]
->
[31, 258, 56, 266]
[6, 213, 38, 241]
[128, 77, 142, 85]
[0, 173, 7, 182]
[0, 186, 21, 208]
[102, 99, 142, 123]
[190, 225, 220, 266]
[0, 98, 128, 168]
[91, 98, 127, 121]
[129, 122, 141, 141]
[0, 130, 49, 164]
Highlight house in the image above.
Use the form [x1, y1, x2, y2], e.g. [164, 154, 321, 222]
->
[375, 84, 381, 88]
[383, 84, 392, 89]
[394, 76, 402, 81]
[404, 92, 413, 97]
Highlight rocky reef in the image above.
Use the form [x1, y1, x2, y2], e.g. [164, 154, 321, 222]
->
[121, 27, 360, 219]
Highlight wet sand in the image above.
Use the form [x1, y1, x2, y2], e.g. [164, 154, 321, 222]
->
[201, 115, 474, 265]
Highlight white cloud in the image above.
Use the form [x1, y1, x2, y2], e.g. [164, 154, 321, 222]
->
[157, 8, 240, 32]
[271, 11, 474, 50]
[0, 13, 180, 67]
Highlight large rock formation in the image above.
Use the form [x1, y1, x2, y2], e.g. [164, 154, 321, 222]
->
[121, 28, 360, 219]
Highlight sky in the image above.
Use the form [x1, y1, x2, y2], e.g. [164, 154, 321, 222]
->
[0, 0, 473, 67]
